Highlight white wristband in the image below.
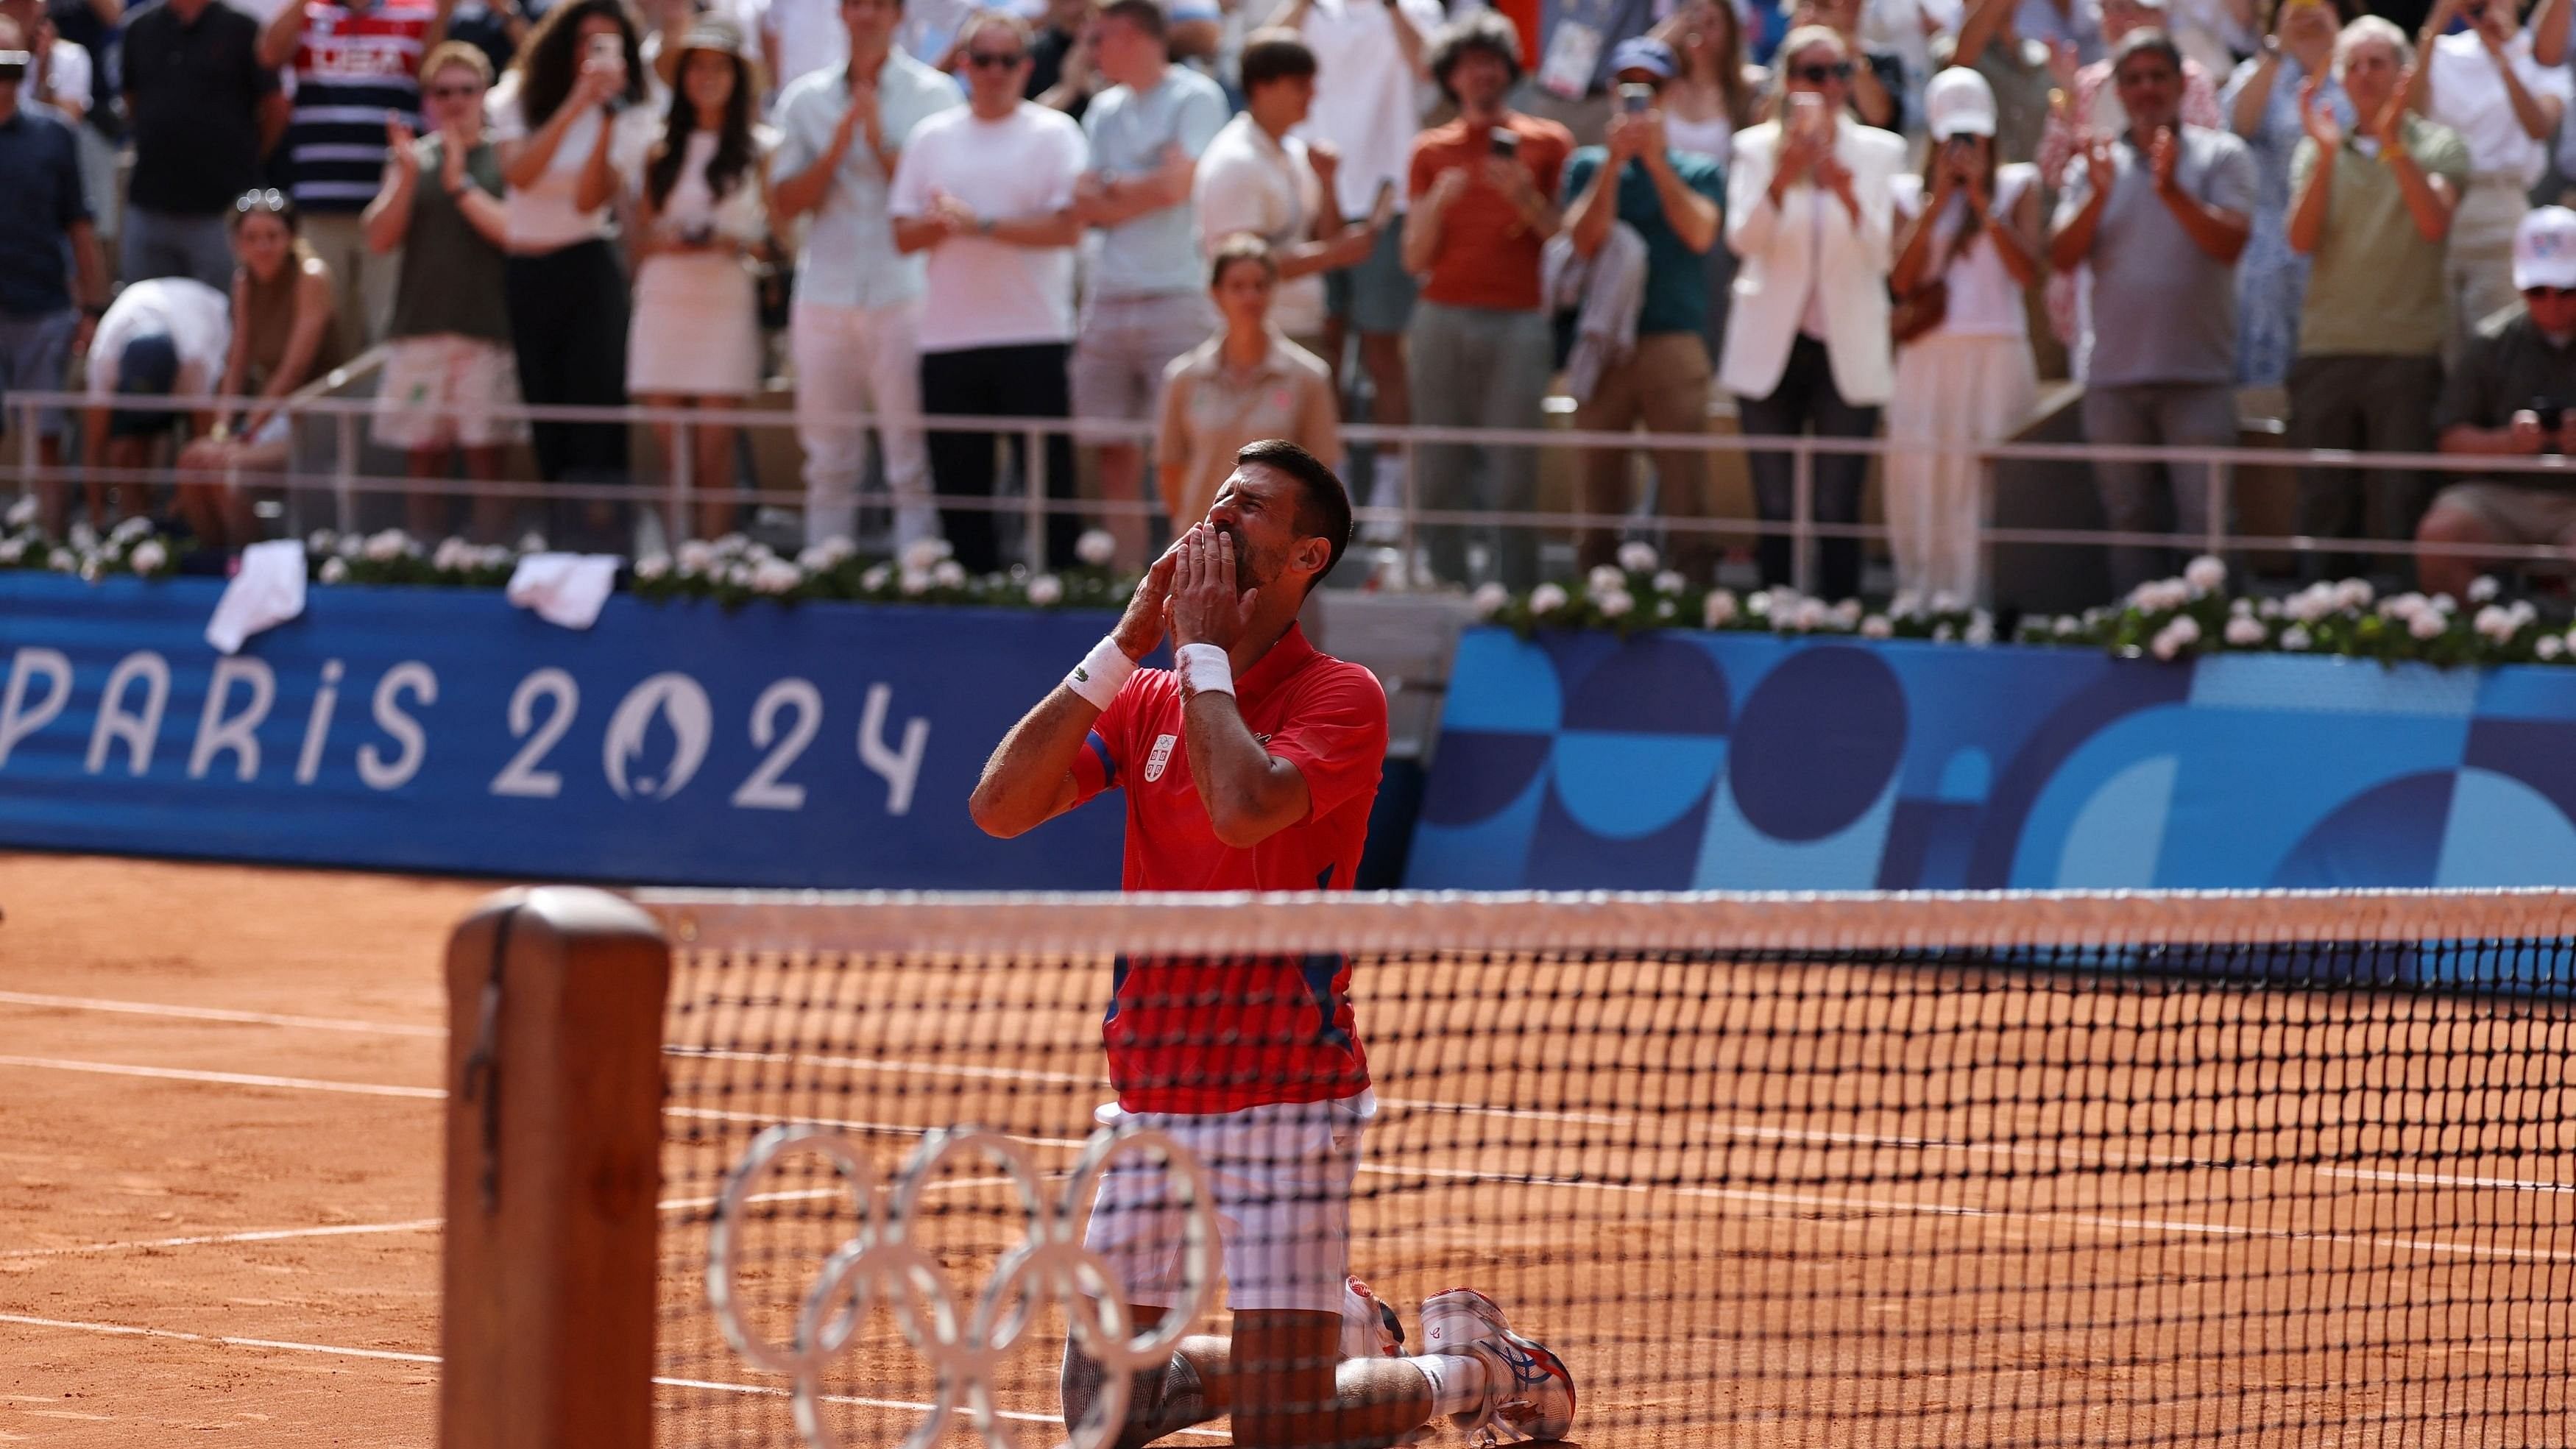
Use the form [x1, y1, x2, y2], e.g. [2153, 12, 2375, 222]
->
[1175, 642, 1235, 698]
[1065, 634, 1136, 709]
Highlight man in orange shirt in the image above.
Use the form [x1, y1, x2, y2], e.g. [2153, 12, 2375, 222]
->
[1400, 13, 1570, 592]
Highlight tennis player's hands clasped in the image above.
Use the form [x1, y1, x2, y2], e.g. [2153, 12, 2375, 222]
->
[1166, 522, 1258, 653]
[1111, 536, 1185, 662]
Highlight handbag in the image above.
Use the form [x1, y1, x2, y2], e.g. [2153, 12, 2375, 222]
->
[1889, 277, 1948, 347]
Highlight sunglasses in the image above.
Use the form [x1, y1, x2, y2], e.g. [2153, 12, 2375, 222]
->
[964, 48, 1025, 68]
[1790, 60, 1853, 83]
[0, 49, 28, 82]
[2526, 286, 2576, 300]
[426, 82, 483, 97]
[236, 187, 290, 214]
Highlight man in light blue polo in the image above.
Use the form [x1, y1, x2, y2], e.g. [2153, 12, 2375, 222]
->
[771, 0, 963, 550]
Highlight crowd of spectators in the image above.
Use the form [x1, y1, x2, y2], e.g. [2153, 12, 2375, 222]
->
[8, 0, 2576, 605]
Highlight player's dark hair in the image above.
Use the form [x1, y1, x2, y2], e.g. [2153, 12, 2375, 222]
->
[1237, 438, 1351, 590]
[1429, 10, 1523, 106]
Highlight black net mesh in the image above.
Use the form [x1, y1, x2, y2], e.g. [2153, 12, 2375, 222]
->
[645, 899, 2575, 1449]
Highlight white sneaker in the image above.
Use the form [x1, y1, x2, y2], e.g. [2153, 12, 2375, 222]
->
[1418, 1288, 1577, 1442]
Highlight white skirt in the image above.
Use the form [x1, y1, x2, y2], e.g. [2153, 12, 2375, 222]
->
[627, 251, 761, 397]
[1885, 330, 2037, 609]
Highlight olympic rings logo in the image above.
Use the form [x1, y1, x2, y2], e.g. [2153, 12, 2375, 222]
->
[707, 1123, 1222, 1449]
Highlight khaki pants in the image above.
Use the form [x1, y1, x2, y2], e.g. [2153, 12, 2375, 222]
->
[1573, 331, 1716, 581]
[2446, 177, 2527, 369]
[300, 210, 400, 362]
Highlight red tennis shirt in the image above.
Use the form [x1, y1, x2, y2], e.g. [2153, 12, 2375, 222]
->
[1069, 625, 1389, 1113]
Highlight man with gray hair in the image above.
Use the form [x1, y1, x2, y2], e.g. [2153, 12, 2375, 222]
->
[2283, 15, 2468, 581]
[2050, 28, 2254, 595]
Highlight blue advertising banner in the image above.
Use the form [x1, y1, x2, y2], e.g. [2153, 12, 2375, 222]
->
[1412, 627, 2576, 895]
[0, 574, 1125, 887]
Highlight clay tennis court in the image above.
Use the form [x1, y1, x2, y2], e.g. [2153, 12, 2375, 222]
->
[5, 854, 2573, 1447]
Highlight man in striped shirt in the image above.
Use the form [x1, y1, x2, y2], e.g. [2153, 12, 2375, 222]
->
[260, 0, 456, 359]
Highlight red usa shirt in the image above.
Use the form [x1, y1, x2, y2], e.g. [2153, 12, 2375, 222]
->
[1069, 625, 1389, 1113]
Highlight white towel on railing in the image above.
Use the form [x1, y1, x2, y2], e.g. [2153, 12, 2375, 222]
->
[204, 539, 308, 655]
[506, 553, 621, 630]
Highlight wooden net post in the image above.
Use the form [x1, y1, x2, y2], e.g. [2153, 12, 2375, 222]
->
[439, 887, 669, 1449]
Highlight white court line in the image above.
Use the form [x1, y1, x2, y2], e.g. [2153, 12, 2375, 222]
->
[7, 1052, 2567, 1266]
[2318, 1166, 2576, 1194]
[0, 991, 442, 1038]
[0, 1314, 1227, 1436]
[0, 1056, 445, 1099]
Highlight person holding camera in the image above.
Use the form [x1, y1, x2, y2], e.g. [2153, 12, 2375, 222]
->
[2416, 207, 2576, 601]
[490, 0, 655, 526]
[1719, 24, 1903, 602]
[1401, 11, 1570, 592]
[1884, 67, 2040, 611]
[1561, 37, 1724, 582]
[629, 15, 771, 541]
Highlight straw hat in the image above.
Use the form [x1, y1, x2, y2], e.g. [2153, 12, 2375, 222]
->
[651, 12, 764, 94]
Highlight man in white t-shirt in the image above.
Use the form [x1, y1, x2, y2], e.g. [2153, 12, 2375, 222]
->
[1193, 29, 1382, 361]
[1067, 0, 1228, 568]
[889, 9, 1088, 573]
[1268, 0, 1440, 531]
[79, 276, 232, 528]
[2405, 0, 2570, 362]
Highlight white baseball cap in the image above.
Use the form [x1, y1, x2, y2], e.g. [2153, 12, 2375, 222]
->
[2515, 206, 2576, 291]
[1923, 68, 1998, 141]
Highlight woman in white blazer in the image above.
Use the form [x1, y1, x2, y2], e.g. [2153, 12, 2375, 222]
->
[1719, 25, 1905, 601]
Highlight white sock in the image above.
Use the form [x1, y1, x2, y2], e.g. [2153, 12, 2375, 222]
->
[1402, 1353, 1487, 1417]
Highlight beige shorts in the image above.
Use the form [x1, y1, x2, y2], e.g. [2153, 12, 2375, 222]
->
[372, 333, 528, 452]
[2431, 481, 2576, 549]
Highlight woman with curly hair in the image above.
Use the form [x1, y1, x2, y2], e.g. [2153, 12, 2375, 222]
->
[490, 0, 656, 536]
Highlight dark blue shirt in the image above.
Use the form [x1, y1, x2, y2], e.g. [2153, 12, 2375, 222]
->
[0, 105, 91, 317]
[1560, 145, 1724, 338]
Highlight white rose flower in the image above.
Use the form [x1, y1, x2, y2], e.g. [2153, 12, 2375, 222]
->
[2432, 592, 2458, 614]
[1703, 589, 1739, 627]
[1616, 540, 1659, 573]
[2410, 609, 2447, 640]
[677, 540, 716, 574]
[2151, 628, 2182, 662]
[2184, 554, 2227, 594]
[129, 539, 167, 575]
[2224, 615, 2266, 647]
[1655, 598, 1677, 620]
[2336, 578, 2375, 611]
[796, 542, 841, 573]
[1861, 614, 1894, 639]
[860, 562, 893, 592]
[1652, 570, 1687, 597]
[2281, 623, 2313, 651]
[2475, 604, 2517, 641]
[319, 556, 350, 584]
[337, 532, 364, 559]
[1791, 598, 1829, 631]
[1830, 599, 1864, 629]
[2165, 614, 2201, 647]
[517, 531, 549, 554]
[433, 537, 474, 572]
[2257, 597, 2282, 620]
[1529, 582, 1569, 615]
[364, 528, 410, 562]
[932, 559, 968, 588]
[751, 558, 802, 595]
[1889, 591, 1922, 619]
[1964, 614, 1995, 645]
[2539, 634, 2566, 662]
[67, 520, 97, 552]
[79, 555, 104, 583]
[47, 547, 76, 573]
[712, 531, 753, 558]
[1587, 564, 1626, 597]
[2510, 599, 2538, 626]
[480, 545, 514, 570]
[899, 567, 934, 596]
[4, 495, 37, 528]
[2054, 614, 2083, 637]
[1471, 581, 1510, 618]
[0, 537, 24, 564]
[2468, 575, 2501, 603]
[723, 562, 754, 589]
[2229, 597, 2254, 617]
[1933, 621, 1956, 642]
[2380, 592, 2424, 620]
[1074, 529, 1117, 567]
[634, 553, 672, 581]
[111, 515, 154, 545]
[1025, 573, 1065, 607]
[1930, 589, 1966, 615]
[1596, 587, 1635, 618]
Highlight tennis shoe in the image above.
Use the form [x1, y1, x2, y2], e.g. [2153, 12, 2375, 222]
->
[1346, 1275, 1406, 1358]
[1418, 1288, 1576, 1442]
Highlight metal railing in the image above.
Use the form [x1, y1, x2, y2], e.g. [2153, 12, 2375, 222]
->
[11, 387, 2575, 598]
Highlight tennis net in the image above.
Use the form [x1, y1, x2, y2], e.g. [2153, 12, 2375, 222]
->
[606, 890, 2576, 1449]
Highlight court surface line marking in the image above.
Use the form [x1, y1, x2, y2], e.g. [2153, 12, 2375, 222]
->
[21, 997, 2571, 1183]
[4, 1053, 2566, 1264]
[0, 1314, 1227, 1436]
[0, 991, 444, 1038]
